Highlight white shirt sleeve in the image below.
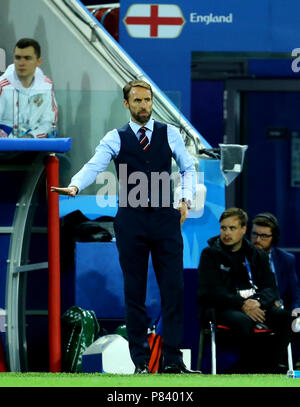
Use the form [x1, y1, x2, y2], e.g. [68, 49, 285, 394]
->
[167, 124, 196, 202]
[69, 129, 121, 193]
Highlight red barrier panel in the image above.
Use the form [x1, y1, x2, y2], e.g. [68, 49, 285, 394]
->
[0, 336, 6, 372]
[45, 154, 61, 372]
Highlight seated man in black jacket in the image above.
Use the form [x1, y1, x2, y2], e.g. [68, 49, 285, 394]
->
[198, 207, 292, 372]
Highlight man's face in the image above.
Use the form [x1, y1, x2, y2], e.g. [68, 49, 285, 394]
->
[124, 86, 153, 125]
[220, 216, 246, 251]
[14, 46, 42, 81]
[251, 224, 273, 251]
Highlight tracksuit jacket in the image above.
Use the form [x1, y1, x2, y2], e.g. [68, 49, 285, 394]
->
[198, 236, 280, 311]
[0, 64, 57, 138]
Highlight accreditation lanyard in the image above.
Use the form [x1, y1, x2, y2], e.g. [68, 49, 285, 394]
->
[244, 257, 258, 290]
[269, 251, 279, 288]
[13, 89, 20, 136]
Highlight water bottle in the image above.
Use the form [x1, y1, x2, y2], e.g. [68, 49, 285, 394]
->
[292, 317, 300, 333]
[287, 370, 300, 378]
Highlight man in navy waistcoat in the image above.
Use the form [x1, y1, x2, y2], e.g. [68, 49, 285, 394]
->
[51, 80, 201, 374]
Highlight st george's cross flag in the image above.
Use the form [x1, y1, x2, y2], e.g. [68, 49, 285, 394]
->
[123, 4, 186, 39]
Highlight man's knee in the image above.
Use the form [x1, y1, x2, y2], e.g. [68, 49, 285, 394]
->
[217, 310, 254, 338]
[266, 306, 292, 332]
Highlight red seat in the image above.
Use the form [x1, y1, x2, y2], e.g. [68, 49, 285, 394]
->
[91, 7, 120, 42]
[217, 324, 271, 333]
[198, 310, 293, 374]
[0, 336, 6, 372]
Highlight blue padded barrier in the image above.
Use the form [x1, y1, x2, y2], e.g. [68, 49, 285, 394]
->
[74, 241, 161, 322]
[0, 138, 72, 152]
[59, 195, 118, 220]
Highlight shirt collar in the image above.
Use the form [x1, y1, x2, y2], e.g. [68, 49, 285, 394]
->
[129, 117, 154, 134]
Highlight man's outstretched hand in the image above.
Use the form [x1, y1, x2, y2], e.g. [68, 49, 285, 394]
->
[50, 186, 78, 197]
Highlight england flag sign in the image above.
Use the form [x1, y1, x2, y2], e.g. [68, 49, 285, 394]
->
[123, 4, 186, 39]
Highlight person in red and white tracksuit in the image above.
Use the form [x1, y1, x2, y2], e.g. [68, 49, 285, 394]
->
[0, 38, 58, 139]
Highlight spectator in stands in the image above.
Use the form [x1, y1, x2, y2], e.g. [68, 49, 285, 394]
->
[0, 38, 57, 138]
[51, 79, 201, 374]
[198, 207, 292, 372]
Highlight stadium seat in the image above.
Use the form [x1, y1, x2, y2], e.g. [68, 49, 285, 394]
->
[88, 6, 119, 42]
[197, 308, 294, 374]
[0, 336, 6, 372]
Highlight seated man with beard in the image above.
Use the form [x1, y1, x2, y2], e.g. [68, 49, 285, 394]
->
[198, 207, 292, 372]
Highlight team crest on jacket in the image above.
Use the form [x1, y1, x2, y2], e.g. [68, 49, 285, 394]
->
[32, 94, 43, 107]
[220, 264, 230, 272]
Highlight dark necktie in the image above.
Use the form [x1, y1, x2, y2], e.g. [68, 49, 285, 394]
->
[138, 126, 150, 151]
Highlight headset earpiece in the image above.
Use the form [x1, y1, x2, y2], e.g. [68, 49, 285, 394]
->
[254, 212, 280, 245]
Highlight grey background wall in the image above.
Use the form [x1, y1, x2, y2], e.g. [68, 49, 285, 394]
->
[0, 0, 127, 193]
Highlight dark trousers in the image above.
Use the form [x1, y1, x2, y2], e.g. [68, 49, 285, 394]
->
[216, 306, 292, 370]
[114, 206, 184, 366]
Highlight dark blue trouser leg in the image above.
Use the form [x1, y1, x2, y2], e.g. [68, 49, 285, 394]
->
[150, 210, 184, 364]
[114, 207, 184, 366]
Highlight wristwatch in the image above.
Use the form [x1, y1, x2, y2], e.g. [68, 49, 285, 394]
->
[180, 198, 192, 209]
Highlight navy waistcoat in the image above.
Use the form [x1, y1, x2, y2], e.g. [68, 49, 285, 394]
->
[114, 121, 173, 208]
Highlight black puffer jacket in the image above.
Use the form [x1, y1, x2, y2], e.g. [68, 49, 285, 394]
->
[198, 236, 280, 311]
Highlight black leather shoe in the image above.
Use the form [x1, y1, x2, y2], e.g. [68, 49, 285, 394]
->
[134, 364, 149, 374]
[162, 363, 202, 374]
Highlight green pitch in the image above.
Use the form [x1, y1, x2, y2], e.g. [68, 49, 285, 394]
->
[0, 373, 300, 387]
